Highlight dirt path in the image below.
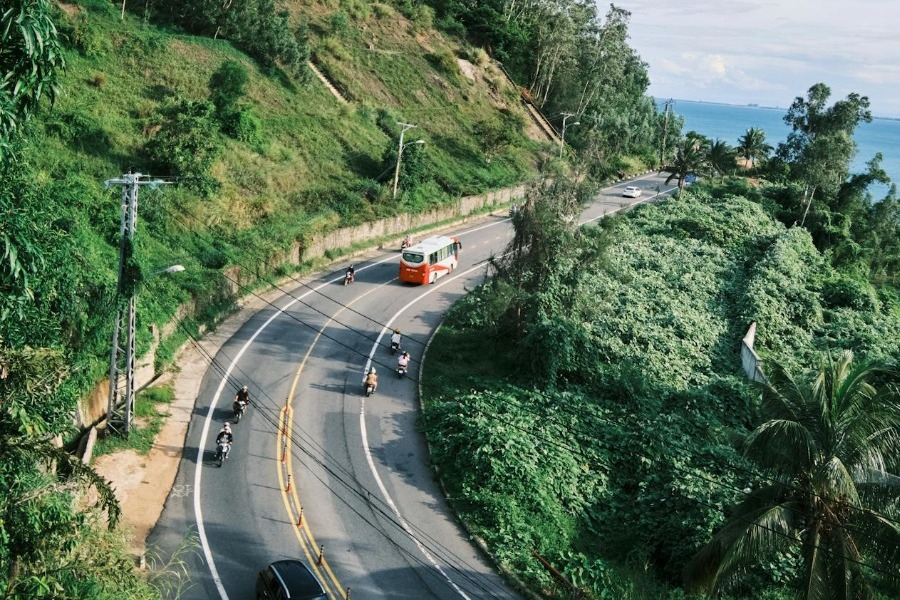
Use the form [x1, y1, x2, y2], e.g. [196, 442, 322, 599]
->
[91, 283, 293, 557]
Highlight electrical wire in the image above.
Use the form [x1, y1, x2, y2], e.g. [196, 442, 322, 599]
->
[177, 322, 515, 599]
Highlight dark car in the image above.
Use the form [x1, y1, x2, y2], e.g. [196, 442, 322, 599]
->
[256, 560, 327, 600]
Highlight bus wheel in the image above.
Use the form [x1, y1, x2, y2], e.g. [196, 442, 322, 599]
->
[430, 273, 436, 284]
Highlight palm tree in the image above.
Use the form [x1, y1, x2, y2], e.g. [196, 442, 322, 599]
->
[707, 139, 737, 180]
[685, 351, 900, 599]
[737, 127, 773, 169]
[664, 133, 709, 190]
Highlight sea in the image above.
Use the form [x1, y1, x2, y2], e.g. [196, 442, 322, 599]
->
[664, 99, 899, 199]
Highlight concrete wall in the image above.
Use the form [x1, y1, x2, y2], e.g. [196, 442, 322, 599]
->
[300, 184, 527, 262]
[740, 322, 767, 383]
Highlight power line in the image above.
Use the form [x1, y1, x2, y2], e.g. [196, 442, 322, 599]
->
[177, 322, 515, 598]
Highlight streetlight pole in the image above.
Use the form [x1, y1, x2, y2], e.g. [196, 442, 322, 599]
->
[660, 98, 674, 168]
[392, 122, 416, 199]
[104, 172, 171, 437]
[559, 113, 580, 159]
[392, 123, 415, 199]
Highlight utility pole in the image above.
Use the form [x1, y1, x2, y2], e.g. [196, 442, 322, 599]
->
[105, 172, 166, 437]
[392, 122, 416, 199]
[660, 99, 674, 168]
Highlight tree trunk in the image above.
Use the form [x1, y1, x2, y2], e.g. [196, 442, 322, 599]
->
[800, 185, 816, 227]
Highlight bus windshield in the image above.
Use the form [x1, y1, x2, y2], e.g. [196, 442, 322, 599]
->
[402, 252, 425, 264]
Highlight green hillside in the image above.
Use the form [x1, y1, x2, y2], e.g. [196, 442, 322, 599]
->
[0, 0, 665, 596]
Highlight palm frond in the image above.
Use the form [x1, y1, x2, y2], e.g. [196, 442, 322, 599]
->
[745, 419, 816, 476]
[684, 492, 798, 595]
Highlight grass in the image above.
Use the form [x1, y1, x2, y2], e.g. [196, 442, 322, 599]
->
[93, 384, 175, 456]
[28, 0, 553, 412]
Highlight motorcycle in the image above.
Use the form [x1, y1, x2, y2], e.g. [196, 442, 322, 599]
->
[344, 271, 355, 286]
[390, 339, 401, 355]
[233, 400, 248, 422]
[397, 363, 407, 378]
[216, 441, 232, 467]
[364, 381, 376, 397]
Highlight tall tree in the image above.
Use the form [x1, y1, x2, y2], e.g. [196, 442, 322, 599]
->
[737, 127, 772, 169]
[0, 0, 65, 159]
[685, 351, 900, 599]
[775, 84, 872, 226]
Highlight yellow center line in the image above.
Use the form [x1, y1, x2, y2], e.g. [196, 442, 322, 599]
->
[276, 280, 393, 599]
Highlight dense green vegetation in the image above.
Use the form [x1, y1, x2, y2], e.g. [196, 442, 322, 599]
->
[1, 0, 667, 596]
[423, 176, 900, 598]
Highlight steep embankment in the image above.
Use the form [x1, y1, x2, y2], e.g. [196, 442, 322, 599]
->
[16, 0, 550, 400]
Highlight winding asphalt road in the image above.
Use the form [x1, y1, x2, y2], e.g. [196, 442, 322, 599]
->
[148, 173, 678, 599]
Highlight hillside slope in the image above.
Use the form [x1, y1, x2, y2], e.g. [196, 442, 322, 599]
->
[6, 0, 554, 396]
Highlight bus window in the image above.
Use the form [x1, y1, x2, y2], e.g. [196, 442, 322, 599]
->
[403, 252, 424, 264]
[429, 252, 438, 264]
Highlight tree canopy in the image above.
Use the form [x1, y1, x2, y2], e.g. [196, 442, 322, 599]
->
[685, 352, 900, 599]
[0, 0, 65, 158]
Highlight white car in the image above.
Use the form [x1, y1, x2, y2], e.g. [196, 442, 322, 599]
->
[622, 186, 642, 198]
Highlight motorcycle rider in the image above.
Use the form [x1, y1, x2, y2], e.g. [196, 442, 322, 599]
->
[233, 385, 250, 417]
[345, 264, 355, 284]
[216, 422, 233, 445]
[397, 351, 410, 373]
[364, 367, 378, 393]
[390, 329, 402, 352]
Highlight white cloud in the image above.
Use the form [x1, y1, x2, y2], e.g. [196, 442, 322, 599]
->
[613, 0, 900, 115]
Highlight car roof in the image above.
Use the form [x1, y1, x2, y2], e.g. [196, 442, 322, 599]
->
[269, 560, 326, 598]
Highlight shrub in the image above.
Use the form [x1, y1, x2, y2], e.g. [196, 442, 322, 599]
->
[68, 14, 111, 57]
[372, 2, 392, 18]
[330, 11, 349, 36]
[90, 72, 106, 88]
[436, 15, 466, 38]
[209, 60, 249, 117]
[410, 4, 434, 31]
[144, 97, 221, 195]
[222, 108, 264, 148]
[44, 110, 110, 150]
[427, 50, 459, 80]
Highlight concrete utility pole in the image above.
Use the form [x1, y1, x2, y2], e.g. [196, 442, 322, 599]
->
[660, 99, 674, 167]
[559, 113, 580, 159]
[392, 122, 416, 199]
[105, 172, 167, 437]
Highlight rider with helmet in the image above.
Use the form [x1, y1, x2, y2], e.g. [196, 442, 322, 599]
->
[390, 329, 402, 353]
[233, 385, 250, 417]
[216, 422, 233, 445]
[364, 367, 378, 393]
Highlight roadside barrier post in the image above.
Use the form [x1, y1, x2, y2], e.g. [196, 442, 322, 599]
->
[297, 508, 303, 527]
[285, 474, 292, 493]
[317, 545, 325, 566]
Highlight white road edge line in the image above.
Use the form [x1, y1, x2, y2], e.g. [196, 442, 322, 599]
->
[193, 221, 506, 599]
[360, 262, 487, 600]
[194, 174, 666, 597]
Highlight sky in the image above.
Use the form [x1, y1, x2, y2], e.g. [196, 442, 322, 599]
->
[614, 0, 900, 117]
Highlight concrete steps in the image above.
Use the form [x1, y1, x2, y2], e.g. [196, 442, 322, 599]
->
[308, 60, 349, 104]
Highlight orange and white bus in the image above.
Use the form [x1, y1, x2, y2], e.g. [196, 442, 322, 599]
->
[399, 236, 460, 284]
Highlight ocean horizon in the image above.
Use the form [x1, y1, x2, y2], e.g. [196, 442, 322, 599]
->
[660, 99, 899, 198]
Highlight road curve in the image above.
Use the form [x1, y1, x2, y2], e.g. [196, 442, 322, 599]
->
[148, 173, 677, 599]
